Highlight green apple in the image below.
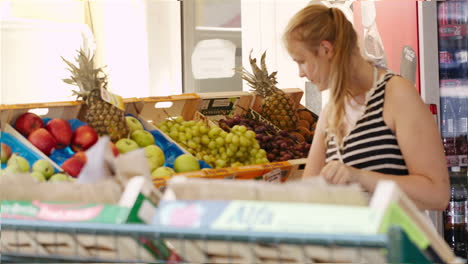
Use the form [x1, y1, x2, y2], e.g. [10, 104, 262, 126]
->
[131, 130, 155, 147]
[125, 116, 144, 134]
[115, 138, 140, 154]
[31, 171, 46, 182]
[173, 154, 200, 173]
[144, 145, 165, 172]
[32, 160, 55, 179]
[49, 173, 70, 182]
[151, 166, 175, 179]
[7, 154, 30, 172]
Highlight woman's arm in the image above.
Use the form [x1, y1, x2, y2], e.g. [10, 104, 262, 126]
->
[302, 104, 328, 178]
[321, 77, 450, 210]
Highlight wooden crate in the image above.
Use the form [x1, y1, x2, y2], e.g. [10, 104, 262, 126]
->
[1, 101, 85, 171]
[195, 88, 309, 178]
[0, 98, 153, 172]
[125, 93, 202, 125]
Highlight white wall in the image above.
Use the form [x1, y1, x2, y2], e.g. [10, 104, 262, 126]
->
[1, 0, 88, 104]
[89, 0, 151, 99]
[145, 0, 182, 96]
[0, 0, 182, 105]
[88, 0, 182, 97]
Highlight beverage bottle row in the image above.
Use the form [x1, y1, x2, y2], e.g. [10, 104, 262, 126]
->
[439, 35, 468, 80]
[444, 166, 468, 259]
[438, 0, 467, 80]
[438, 1, 468, 26]
[441, 86, 468, 169]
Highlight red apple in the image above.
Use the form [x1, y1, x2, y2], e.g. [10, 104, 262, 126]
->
[71, 125, 98, 152]
[28, 128, 56, 156]
[109, 142, 119, 157]
[46, 118, 72, 149]
[14, 112, 45, 137]
[61, 157, 85, 178]
[1, 143, 12, 163]
[72, 151, 87, 164]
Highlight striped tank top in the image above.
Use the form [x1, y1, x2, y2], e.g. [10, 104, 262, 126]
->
[325, 72, 409, 175]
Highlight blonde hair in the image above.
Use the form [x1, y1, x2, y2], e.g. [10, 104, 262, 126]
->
[283, 4, 359, 146]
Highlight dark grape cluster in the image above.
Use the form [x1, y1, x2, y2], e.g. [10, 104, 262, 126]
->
[219, 115, 311, 162]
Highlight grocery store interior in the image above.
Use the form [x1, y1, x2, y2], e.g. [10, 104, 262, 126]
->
[1, 0, 468, 263]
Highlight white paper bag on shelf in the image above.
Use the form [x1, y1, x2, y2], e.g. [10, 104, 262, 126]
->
[78, 136, 117, 183]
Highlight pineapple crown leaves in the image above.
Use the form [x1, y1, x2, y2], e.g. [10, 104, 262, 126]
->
[236, 50, 279, 97]
[61, 49, 108, 101]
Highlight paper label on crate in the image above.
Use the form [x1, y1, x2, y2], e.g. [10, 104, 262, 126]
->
[154, 200, 380, 235]
[101, 88, 125, 111]
[263, 169, 282, 183]
[199, 98, 238, 116]
[191, 39, 236, 79]
[1, 200, 131, 223]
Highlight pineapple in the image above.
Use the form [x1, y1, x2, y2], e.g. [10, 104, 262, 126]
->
[62, 49, 129, 142]
[239, 51, 298, 130]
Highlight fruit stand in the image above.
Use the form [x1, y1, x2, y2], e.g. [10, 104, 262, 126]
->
[0, 85, 313, 189]
[0, 43, 455, 264]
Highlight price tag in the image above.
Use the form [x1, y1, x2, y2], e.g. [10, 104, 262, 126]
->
[101, 88, 125, 111]
[200, 98, 238, 116]
[263, 169, 282, 183]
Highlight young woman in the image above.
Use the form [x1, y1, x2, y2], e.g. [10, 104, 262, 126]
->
[283, 4, 449, 210]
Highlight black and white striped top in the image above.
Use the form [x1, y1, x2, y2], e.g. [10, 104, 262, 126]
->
[325, 72, 409, 176]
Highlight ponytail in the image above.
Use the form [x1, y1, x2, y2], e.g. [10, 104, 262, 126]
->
[327, 7, 358, 146]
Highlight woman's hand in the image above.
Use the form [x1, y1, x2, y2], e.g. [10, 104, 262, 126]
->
[320, 161, 360, 185]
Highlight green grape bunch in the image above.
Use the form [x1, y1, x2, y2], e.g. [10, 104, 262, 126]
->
[157, 116, 268, 168]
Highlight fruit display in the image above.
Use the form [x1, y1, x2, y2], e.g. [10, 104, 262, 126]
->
[62, 49, 129, 142]
[218, 114, 311, 162]
[239, 51, 298, 130]
[157, 116, 269, 168]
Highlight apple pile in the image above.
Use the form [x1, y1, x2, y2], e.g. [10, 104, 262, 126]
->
[14, 112, 99, 156]
[13, 112, 104, 178]
[1, 151, 72, 183]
